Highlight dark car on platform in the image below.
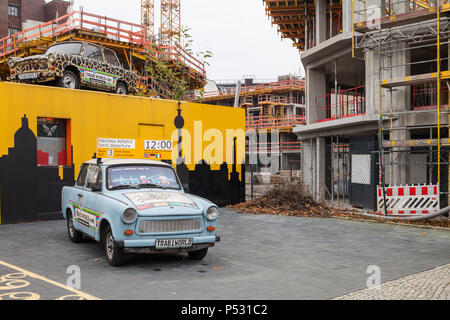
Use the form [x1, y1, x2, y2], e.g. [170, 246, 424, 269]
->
[7, 41, 137, 95]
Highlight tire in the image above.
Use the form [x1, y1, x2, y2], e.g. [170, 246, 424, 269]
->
[57, 70, 80, 89]
[104, 225, 124, 267]
[67, 211, 83, 243]
[188, 248, 208, 260]
[115, 82, 128, 95]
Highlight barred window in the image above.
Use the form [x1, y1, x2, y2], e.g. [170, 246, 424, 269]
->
[8, 5, 19, 17]
[8, 27, 19, 36]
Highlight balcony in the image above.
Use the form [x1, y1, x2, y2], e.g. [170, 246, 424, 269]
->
[413, 84, 449, 110]
[315, 86, 366, 122]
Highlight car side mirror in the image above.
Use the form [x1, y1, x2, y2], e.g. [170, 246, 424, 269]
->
[91, 184, 102, 192]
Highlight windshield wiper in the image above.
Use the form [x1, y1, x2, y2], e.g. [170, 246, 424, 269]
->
[110, 184, 141, 190]
[138, 183, 167, 190]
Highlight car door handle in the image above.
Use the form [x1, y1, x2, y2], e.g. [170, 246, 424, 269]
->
[78, 194, 84, 198]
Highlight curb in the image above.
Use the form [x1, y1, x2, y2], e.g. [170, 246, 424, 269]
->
[329, 215, 450, 232]
[229, 208, 450, 232]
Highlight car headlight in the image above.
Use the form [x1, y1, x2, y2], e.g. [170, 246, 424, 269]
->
[47, 53, 56, 63]
[206, 206, 219, 221]
[122, 208, 137, 224]
[8, 58, 16, 68]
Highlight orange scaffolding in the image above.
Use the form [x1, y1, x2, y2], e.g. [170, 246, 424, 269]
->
[246, 115, 305, 132]
[246, 141, 302, 154]
[189, 79, 305, 102]
[0, 10, 206, 91]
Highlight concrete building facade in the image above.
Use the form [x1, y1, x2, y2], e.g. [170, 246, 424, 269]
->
[193, 75, 306, 174]
[264, 0, 449, 213]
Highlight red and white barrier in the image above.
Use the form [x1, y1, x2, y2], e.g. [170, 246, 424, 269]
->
[377, 185, 440, 216]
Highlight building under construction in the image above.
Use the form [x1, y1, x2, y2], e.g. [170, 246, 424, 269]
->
[264, 0, 449, 216]
[192, 76, 306, 174]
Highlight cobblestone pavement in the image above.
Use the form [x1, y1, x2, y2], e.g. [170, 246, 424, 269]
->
[334, 264, 450, 300]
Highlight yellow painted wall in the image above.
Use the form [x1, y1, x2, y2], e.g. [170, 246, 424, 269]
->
[0, 82, 246, 178]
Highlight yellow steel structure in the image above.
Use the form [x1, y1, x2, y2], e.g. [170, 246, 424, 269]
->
[160, 0, 181, 48]
[141, 0, 155, 41]
[0, 10, 207, 91]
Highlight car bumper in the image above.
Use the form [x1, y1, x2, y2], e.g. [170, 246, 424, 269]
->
[9, 71, 58, 82]
[115, 235, 220, 254]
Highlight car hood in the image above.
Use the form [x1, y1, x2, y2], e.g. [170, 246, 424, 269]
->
[107, 189, 215, 216]
[15, 54, 48, 62]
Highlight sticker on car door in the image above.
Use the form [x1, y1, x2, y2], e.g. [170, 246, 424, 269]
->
[79, 67, 118, 87]
[71, 202, 102, 232]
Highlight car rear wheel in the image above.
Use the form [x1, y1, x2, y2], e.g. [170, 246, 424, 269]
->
[188, 248, 208, 260]
[67, 211, 83, 243]
[115, 82, 128, 95]
[57, 70, 80, 89]
[104, 225, 124, 267]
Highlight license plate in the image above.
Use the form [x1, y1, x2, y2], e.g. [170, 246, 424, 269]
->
[18, 72, 38, 80]
[155, 239, 193, 249]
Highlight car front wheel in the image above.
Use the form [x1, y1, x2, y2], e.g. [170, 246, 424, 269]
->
[57, 70, 80, 89]
[104, 225, 124, 266]
[67, 211, 83, 243]
[188, 248, 208, 260]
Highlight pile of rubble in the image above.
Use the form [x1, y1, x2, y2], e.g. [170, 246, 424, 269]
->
[235, 183, 350, 218]
[232, 183, 450, 229]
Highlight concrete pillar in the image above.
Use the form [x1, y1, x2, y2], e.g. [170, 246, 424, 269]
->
[301, 139, 316, 195]
[316, 0, 327, 44]
[306, 66, 327, 124]
[365, 49, 389, 115]
[393, 0, 410, 15]
[390, 44, 411, 185]
[391, 44, 411, 114]
[316, 137, 327, 201]
[342, 0, 352, 34]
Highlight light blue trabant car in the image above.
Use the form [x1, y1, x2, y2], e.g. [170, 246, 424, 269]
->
[62, 159, 220, 266]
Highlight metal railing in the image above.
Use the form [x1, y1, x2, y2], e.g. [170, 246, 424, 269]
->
[246, 141, 302, 154]
[0, 10, 206, 77]
[412, 84, 449, 110]
[246, 115, 305, 131]
[315, 85, 366, 122]
[190, 79, 305, 101]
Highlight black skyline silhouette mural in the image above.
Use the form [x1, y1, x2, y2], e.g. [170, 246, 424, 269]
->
[0, 115, 75, 224]
[172, 102, 245, 207]
[0, 113, 245, 224]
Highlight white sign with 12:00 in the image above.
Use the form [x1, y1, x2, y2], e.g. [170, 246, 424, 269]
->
[144, 140, 173, 151]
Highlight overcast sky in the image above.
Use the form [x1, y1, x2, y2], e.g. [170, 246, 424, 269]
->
[72, 0, 304, 81]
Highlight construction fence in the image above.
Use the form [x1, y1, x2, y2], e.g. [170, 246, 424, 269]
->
[378, 146, 449, 215]
[320, 138, 447, 216]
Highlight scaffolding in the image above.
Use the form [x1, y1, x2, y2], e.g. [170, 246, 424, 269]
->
[353, 0, 450, 214]
[263, 0, 343, 51]
[0, 9, 206, 93]
[141, 0, 155, 42]
[160, 0, 181, 48]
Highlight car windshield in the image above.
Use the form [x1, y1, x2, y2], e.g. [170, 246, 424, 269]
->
[107, 165, 181, 190]
[46, 43, 82, 55]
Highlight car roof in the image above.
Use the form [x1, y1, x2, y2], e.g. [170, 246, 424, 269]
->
[84, 159, 173, 167]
